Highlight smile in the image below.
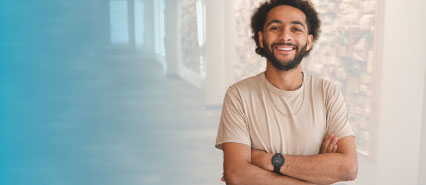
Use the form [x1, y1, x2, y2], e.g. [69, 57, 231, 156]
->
[275, 45, 296, 52]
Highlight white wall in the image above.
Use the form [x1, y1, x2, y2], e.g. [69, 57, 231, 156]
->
[419, 50, 426, 185]
[344, 1, 426, 185]
[363, 0, 426, 185]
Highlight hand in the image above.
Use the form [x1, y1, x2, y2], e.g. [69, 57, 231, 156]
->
[320, 133, 339, 154]
[221, 172, 225, 182]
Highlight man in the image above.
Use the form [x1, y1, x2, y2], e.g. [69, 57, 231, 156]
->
[215, 0, 358, 184]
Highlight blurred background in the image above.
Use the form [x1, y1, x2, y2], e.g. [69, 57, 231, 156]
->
[0, 0, 425, 185]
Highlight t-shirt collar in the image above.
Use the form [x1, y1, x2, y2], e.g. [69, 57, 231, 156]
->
[261, 72, 305, 97]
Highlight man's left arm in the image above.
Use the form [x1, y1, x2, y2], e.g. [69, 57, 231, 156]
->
[252, 135, 358, 185]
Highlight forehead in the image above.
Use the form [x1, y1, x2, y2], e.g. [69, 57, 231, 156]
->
[265, 5, 307, 26]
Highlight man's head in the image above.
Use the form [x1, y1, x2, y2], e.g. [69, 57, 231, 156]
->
[251, 0, 321, 71]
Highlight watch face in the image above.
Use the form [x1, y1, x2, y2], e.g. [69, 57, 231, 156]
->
[273, 157, 283, 163]
[272, 154, 284, 165]
[272, 154, 284, 174]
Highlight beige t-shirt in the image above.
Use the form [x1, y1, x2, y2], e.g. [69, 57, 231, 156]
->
[215, 72, 354, 155]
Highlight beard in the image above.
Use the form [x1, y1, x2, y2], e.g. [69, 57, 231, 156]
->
[262, 40, 309, 71]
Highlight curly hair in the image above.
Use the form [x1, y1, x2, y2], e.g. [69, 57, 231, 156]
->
[251, 0, 321, 57]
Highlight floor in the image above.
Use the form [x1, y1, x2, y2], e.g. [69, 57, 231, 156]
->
[1, 46, 224, 185]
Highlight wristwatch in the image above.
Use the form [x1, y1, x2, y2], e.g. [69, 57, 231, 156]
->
[271, 153, 285, 174]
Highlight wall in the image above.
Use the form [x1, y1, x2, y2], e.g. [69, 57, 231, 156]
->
[419, 50, 426, 185]
[373, 0, 426, 184]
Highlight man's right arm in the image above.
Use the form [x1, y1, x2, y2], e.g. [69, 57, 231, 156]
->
[223, 142, 314, 185]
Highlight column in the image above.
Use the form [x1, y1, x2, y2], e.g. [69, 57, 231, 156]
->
[142, 0, 155, 56]
[203, 0, 226, 106]
[164, 0, 179, 76]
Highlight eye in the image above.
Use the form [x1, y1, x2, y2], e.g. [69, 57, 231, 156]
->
[293, 27, 302, 32]
[270, 26, 280, 30]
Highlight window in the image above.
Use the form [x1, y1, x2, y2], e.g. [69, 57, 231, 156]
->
[196, 0, 206, 78]
[109, 0, 129, 44]
[154, 0, 166, 56]
[134, 0, 144, 48]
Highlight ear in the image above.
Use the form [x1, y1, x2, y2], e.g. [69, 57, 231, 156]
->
[258, 31, 264, 48]
[306, 34, 313, 51]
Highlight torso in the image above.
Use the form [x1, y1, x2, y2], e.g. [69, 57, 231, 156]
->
[236, 72, 328, 155]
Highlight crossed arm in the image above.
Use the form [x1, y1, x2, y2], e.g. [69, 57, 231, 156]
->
[222, 134, 358, 185]
[223, 142, 314, 185]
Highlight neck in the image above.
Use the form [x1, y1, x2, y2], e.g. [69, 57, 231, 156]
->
[265, 62, 303, 91]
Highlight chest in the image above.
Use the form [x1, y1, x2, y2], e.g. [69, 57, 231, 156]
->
[244, 92, 327, 155]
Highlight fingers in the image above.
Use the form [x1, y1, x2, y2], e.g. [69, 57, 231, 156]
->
[327, 134, 338, 153]
[320, 134, 332, 154]
[221, 172, 225, 182]
[332, 144, 338, 153]
[320, 133, 339, 154]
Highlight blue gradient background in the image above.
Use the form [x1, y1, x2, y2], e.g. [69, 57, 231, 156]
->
[0, 1, 222, 185]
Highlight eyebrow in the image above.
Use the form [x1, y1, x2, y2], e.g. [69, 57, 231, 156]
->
[265, 19, 306, 29]
[290, 21, 306, 29]
[265, 20, 282, 27]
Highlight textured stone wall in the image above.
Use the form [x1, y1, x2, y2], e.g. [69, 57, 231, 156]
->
[233, 0, 266, 81]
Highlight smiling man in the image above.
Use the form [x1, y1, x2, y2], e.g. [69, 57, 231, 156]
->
[215, 0, 358, 185]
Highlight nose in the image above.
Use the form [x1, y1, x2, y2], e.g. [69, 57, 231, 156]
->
[279, 28, 292, 42]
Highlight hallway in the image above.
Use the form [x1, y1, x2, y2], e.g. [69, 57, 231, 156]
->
[1, 47, 223, 185]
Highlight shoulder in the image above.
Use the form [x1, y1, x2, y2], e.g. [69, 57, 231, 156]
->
[227, 72, 264, 95]
[307, 74, 341, 94]
[221, 73, 264, 117]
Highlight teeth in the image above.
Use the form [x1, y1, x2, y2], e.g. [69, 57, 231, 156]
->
[277, 47, 293, 51]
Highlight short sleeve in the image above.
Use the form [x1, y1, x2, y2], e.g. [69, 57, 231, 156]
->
[215, 87, 251, 150]
[324, 82, 354, 139]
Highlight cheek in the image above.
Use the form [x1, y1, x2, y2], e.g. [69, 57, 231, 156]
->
[297, 37, 309, 47]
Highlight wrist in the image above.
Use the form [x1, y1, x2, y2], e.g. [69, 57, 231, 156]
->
[266, 153, 275, 171]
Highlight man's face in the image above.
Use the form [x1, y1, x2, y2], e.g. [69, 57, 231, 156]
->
[258, 5, 313, 71]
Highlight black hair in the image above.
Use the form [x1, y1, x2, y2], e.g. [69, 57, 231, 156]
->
[251, 0, 321, 57]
